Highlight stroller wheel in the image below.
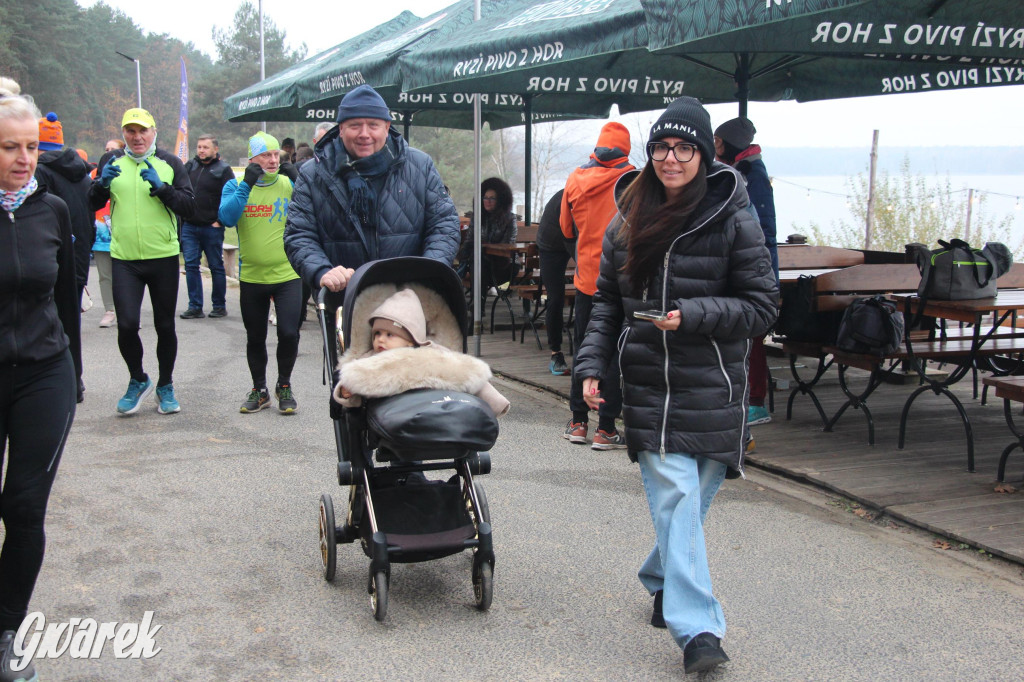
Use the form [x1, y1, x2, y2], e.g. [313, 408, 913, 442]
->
[319, 494, 337, 581]
[464, 480, 491, 525]
[370, 570, 389, 621]
[472, 561, 493, 611]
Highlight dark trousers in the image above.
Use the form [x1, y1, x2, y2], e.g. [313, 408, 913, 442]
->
[539, 248, 570, 353]
[239, 279, 302, 389]
[112, 256, 179, 386]
[181, 223, 226, 311]
[569, 292, 622, 421]
[0, 350, 75, 632]
[748, 336, 769, 406]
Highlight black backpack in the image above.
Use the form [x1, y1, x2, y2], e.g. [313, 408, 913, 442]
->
[836, 296, 905, 356]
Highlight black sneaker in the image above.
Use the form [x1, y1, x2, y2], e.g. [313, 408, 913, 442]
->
[276, 383, 297, 414]
[208, 307, 227, 318]
[0, 629, 37, 682]
[683, 632, 729, 674]
[651, 590, 666, 628]
[240, 387, 270, 413]
[179, 308, 205, 319]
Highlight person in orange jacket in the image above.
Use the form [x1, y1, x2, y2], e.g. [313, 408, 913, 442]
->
[559, 122, 635, 450]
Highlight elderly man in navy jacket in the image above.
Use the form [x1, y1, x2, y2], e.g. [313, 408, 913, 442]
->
[283, 85, 459, 292]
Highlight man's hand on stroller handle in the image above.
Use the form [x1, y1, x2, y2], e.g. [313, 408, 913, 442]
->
[321, 266, 356, 292]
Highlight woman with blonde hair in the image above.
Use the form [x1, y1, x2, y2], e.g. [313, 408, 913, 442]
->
[0, 93, 79, 682]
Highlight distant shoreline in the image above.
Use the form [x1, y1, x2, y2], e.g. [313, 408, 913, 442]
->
[766, 147, 1023, 177]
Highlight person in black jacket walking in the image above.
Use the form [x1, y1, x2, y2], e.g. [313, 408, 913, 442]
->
[0, 94, 79, 682]
[34, 111, 91, 402]
[180, 135, 235, 319]
[574, 98, 777, 674]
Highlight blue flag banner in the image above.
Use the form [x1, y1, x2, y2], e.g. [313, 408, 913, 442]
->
[175, 57, 189, 163]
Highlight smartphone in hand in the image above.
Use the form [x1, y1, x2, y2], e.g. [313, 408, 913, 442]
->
[634, 309, 668, 322]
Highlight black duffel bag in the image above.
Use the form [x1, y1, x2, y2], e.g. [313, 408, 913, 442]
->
[836, 296, 905, 356]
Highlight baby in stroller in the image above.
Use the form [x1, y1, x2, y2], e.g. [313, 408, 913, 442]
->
[333, 287, 510, 417]
[316, 257, 501, 621]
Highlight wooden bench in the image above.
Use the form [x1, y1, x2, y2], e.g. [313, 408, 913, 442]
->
[510, 243, 578, 351]
[982, 375, 1024, 481]
[223, 243, 240, 279]
[778, 244, 866, 270]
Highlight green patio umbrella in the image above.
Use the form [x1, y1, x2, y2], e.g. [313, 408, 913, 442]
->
[640, 0, 1024, 115]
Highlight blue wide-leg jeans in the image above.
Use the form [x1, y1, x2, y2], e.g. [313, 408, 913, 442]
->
[637, 450, 727, 649]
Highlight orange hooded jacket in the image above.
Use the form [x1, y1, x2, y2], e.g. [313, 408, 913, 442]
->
[560, 122, 634, 295]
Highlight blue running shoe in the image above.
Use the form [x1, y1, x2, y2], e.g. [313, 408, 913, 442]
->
[747, 405, 771, 426]
[116, 377, 153, 415]
[549, 351, 569, 376]
[156, 384, 180, 414]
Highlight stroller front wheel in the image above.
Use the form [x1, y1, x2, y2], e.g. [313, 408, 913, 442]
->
[370, 569, 389, 621]
[319, 494, 337, 581]
[472, 561, 493, 611]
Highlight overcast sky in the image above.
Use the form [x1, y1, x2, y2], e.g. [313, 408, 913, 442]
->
[77, 0, 1024, 150]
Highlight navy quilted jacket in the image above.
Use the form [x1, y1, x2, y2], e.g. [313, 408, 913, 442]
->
[284, 127, 459, 289]
[572, 163, 778, 475]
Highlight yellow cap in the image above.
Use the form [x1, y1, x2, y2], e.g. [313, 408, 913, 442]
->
[121, 107, 156, 129]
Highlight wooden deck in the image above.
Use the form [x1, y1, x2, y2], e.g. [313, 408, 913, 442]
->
[472, 313, 1024, 565]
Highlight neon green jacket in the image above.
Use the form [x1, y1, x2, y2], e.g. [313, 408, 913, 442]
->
[89, 148, 196, 261]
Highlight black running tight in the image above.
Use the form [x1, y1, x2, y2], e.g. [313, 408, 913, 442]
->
[239, 279, 302, 389]
[0, 350, 75, 632]
[111, 256, 180, 386]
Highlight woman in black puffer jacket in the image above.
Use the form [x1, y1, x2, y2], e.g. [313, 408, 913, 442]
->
[573, 98, 777, 674]
[0, 93, 78, 682]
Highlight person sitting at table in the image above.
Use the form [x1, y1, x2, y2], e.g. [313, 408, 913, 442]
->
[458, 176, 518, 290]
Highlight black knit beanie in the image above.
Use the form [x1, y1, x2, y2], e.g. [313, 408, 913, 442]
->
[648, 96, 715, 169]
[336, 84, 391, 124]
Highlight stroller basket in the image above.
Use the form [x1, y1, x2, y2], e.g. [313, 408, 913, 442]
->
[367, 388, 499, 462]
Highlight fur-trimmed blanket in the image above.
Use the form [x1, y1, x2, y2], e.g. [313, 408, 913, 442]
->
[333, 344, 510, 417]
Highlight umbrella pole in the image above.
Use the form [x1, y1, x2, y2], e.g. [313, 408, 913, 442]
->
[524, 94, 532, 225]
[402, 112, 411, 142]
[736, 53, 751, 118]
[472, 0, 483, 356]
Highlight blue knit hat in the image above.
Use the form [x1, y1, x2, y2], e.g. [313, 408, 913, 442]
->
[335, 85, 391, 124]
[247, 131, 280, 159]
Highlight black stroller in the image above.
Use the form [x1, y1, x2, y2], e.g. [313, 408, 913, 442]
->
[315, 256, 497, 621]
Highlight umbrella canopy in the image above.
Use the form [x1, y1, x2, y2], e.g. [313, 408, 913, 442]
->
[640, 0, 1024, 113]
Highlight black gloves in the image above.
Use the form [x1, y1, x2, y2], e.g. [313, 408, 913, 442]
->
[243, 162, 263, 187]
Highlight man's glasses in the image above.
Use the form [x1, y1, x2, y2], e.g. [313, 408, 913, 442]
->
[647, 141, 698, 163]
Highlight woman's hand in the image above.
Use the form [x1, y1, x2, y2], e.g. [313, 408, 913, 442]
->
[653, 309, 682, 331]
[583, 377, 603, 410]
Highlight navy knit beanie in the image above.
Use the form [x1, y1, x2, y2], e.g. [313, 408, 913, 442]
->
[648, 96, 715, 169]
[336, 85, 391, 124]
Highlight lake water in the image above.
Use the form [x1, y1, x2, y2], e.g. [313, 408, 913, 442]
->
[773, 175, 1024, 247]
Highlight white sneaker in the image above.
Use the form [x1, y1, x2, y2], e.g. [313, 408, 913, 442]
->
[99, 311, 116, 328]
[269, 310, 277, 326]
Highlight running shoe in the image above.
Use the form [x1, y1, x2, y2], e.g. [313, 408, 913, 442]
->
[591, 429, 627, 450]
[116, 376, 153, 415]
[549, 351, 569, 376]
[155, 384, 180, 414]
[563, 420, 588, 444]
[276, 383, 297, 414]
[99, 311, 116, 327]
[179, 308, 204, 319]
[240, 388, 271, 413]
[747, 405, 772, 425]
[208, 307, 227, 318]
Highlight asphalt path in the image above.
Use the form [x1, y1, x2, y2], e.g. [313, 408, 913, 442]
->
[22, 275, 1024, 680]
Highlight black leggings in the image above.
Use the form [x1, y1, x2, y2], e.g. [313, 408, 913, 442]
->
[539, 248, 571, 352]
[0, 350, 75, 632]
[112, 256, 179, 386]
[239, 279, 302, 389]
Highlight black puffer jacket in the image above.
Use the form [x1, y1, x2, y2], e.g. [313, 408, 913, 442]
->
[35, 148, 94, 289]
[283, 126, 459, 289]
[0, 187, 81, 377]
[183, 154, 234, 226]
[573, 163, 778, 475]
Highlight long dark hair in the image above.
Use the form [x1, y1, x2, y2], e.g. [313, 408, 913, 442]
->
[481, 176, 513, 215]
[617, 161, 708, 294]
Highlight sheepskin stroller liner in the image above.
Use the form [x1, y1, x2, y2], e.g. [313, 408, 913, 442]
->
[315, 256, 496, 621]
